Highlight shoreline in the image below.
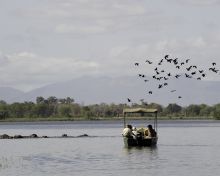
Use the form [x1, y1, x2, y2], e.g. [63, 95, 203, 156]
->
[0, 117, 217, 125]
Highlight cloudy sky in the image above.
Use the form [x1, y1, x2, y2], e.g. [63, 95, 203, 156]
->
[0, 0, 220, 91]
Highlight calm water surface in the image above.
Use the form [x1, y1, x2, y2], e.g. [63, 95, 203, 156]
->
[0, 120, 220, 176]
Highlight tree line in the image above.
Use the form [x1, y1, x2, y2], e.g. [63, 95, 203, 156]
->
[0, 96, 220, 120]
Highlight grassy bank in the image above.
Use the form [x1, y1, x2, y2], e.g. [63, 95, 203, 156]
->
[0, 115, 214, 123]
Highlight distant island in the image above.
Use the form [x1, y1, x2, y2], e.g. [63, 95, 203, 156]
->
[0, 96, 220, 122]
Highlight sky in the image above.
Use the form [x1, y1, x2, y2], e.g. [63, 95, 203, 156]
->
[0, 0, 220, 92]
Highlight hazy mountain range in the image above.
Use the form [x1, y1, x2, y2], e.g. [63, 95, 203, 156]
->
[0, 76, 220, 106]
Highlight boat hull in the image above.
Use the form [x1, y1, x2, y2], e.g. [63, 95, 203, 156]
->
[123, 136, 158, 147]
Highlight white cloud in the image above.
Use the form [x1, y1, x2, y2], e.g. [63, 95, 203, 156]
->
[0, 52, 100, 91]
[15, 0, 146, 21]
[48, 1, 147, 35]
[55, 24, 106, 34]
[188, 37, 207, 48]
[177, 0, 220, 5]
[16, 52, 36, 58]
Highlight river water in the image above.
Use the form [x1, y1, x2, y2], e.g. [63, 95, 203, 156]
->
[0, 120, 220, 176]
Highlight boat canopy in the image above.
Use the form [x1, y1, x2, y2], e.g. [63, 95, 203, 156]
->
[122, 108, 158, 131]
[123, 108, 157, 115]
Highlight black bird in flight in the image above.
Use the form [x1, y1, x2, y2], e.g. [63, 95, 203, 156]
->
[167, 59, 173, 63]
[158, 84, 163, 89]
[173, 58, 178, 65]
[138, 74, 145, 78]
[135, 62, 139, 66]
[148, 91, 153, 94]
[186, 59, 190, 63]
[156, 77, 163, 81]
[127, 98, 131, 102]
[185, 73, 192, 78]
[186, 66, 192, 71]
[212, 62, 216, 66]
[191, 71, 196, 75]
[213, 69, 218, 73]
[171, 90, 176, 92]
[146, 60, 153, 64]
[209, 67, 219, 73]
[175, 74, 181, 79]
[158, 59, 163, 65]
[213, 69, 219, 73]
[193, 65, 197, 69]
[164, 55, 169, 59]
[178, 96, 182, 99]
[156, 71, 160, 75]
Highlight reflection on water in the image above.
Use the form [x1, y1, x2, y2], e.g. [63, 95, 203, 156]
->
[1, 120, 220, 176]
[0, 157, 11, 169]
[123, 145, 158, 156]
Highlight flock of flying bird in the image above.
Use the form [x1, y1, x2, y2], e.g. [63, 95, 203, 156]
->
[127, 55, 219, 104]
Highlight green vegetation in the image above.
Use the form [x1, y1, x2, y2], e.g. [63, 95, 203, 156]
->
[0, 97, 220, 121]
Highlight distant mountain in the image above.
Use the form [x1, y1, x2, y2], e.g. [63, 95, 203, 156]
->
[0, 76, 220, 106]
[11, 76, 146, 105]
[0, 87, 24, 103]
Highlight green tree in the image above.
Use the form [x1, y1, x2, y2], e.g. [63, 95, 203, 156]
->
[58, 104, 72, 117]
[0, 100, 7, 105]
[47, 96, 58, 105]
[186, 104, 201, 117]
[72, 103, 81, 117]
[213, 104, 220, 120]
[36, 96, 45, 104]
[147, 103, 163, 113]
[199, 104, 212, 117]
[22, 101, 35, 118]
[9, 103, 25, 118]
[33, 103, 49, 117]
[66, 97, 74, 104]
[165, 103, 182, 114]
[47, 96, 58, 116]
[0, 100, 8, 119]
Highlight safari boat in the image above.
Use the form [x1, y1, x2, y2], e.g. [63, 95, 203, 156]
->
[122, 108, 158, 147]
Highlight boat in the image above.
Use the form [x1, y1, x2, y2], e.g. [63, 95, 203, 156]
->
[122, 108, 158, 147]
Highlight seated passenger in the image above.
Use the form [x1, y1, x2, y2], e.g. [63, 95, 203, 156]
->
[122, 124, 134, 138]
[132, 126, 137, 136]
[147, 124, 157, 137]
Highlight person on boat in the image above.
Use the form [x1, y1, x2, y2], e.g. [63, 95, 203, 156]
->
[145, 124, 157, 137]
[132, 126, 138, 136]
[122, 124, 134, 138]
